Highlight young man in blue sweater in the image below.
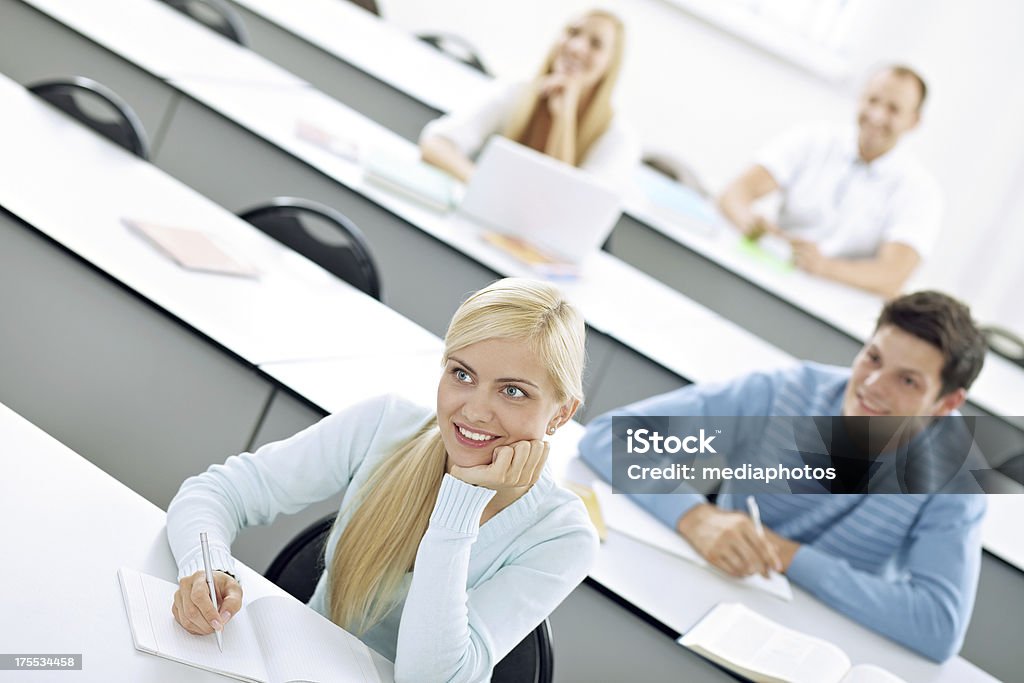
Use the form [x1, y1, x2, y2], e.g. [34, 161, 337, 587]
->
[579, 290, 989, 662]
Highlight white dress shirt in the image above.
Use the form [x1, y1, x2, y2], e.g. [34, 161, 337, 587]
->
[757, 124, 943, 259]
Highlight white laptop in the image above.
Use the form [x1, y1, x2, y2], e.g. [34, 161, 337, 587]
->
[458, 136, 622, 264]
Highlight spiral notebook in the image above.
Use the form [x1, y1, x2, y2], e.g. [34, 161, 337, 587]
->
[118, 568, 380, 683]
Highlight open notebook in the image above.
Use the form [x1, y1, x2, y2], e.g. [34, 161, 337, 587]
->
[679, 603, 906, 683]
[591, 482, 792, 601]
[118, 568, 380, 683]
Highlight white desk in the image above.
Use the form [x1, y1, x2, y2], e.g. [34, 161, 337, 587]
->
[0, 401, 394, 682]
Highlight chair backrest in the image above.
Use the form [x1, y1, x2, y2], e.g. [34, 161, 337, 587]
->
[492, 619, 554, 683]
[264, 513, 336, 603]
[417, 32, 490, 75]
[159, 0, 249, 46]
[265, 514, 554, 682]
[28, 77, 149, 159]
[238, 197, 382, 301]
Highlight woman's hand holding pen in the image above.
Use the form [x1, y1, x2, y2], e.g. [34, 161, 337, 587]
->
[172, 570, 243, 636]
[450, 440, 550, 492]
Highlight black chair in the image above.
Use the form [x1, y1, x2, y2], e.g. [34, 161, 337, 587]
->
[492, 618, 554, 683]
[265, 515, 555, 683]
[158, 0, 249, 46]
[417, 32, 490, 75]
[238, 198, 382, 301]
[264, 513, 336, 603]
[28, 77, 149, 159]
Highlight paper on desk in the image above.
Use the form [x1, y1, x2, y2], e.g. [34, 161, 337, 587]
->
[295, 119, 360, 161]
[592, 481, 792, 601]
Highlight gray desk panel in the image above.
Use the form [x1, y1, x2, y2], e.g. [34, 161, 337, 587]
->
[225, 0, 439, 143]
[0, 0, 181, 151]
[961, 552, 1024, 681]
[549, 582, 735, 683]
[0, 209, 272, 510]
[607, 213, 862, 366]
[585, 329, 689, 421]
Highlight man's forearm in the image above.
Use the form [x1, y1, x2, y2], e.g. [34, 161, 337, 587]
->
[812, 256, 910, 298]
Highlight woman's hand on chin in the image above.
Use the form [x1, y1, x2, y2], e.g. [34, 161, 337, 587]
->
[449, 440, 549, 491]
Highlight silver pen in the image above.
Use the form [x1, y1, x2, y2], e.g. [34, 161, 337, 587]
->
[199, 532, 223, 652]
[746, 495, 764, 537]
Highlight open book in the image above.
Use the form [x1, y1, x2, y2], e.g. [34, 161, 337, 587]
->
[679, 603, 906, 683]
[591, 482, 792, 601]
[118, 568, 380, 683]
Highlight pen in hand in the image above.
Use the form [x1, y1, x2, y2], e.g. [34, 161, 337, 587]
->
[746, 495, 763, 538]
[746, 495, 783, 574]
[200, 532, 223, 652]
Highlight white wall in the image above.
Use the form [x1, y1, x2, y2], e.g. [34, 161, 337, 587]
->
[382, 0, 1024, 334]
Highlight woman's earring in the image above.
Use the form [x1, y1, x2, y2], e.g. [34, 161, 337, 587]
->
[547, 424, 557, 435]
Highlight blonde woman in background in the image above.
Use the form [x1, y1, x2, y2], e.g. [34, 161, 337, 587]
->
[166, 278, 598, 681]
[420, 9, 639, 189]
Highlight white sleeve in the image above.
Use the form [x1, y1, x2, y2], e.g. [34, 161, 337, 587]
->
[580, 117, 641, 191]
[394, 476, 598, 682]
[881, 171, 944, 259]
[755, 126, 818, 189]
[419, 81, 527, 158]
[166, 395, 394, 580]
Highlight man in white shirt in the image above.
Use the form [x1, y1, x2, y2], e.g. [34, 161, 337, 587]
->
[718, 66, 941, 298]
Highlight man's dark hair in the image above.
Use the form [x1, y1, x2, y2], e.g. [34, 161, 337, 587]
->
[876, 291, 986, 395]
[884, 64, 928, 112]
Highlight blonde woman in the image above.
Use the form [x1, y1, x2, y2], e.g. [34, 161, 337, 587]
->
[419, 9, 638, 188]
[167, 278, 598, 681]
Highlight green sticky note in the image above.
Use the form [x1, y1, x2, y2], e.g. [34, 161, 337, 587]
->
[736, 238, 795, 273]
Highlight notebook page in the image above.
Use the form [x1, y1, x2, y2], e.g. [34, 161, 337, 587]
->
[681, 603, 850, 683]
[592, 482, 793, 600]
[118, 567, 268, 682]
[250, 596, 380, 683]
